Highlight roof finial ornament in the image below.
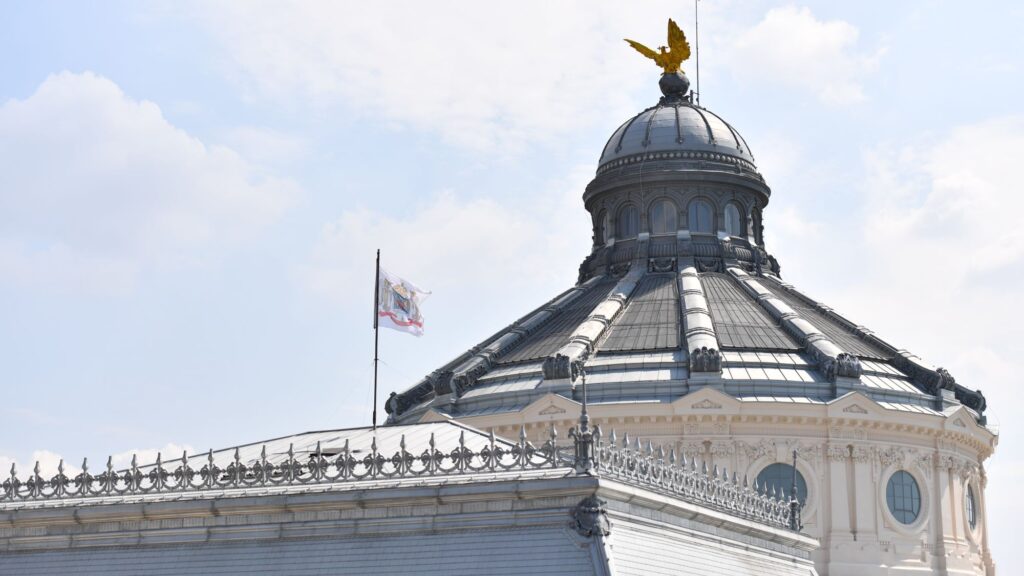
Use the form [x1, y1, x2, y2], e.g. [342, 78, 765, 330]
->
[625, 18, 692, 101]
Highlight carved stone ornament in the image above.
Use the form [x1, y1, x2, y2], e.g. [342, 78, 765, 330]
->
[935, 367, 957, 391]
[649, 257, 676, 273]
[879, 447, 904, 467]
[827, 445, 848, 462]
[539, 404, 567, 416]
[851, 446, 871, 463]
[843, 404, 868, 414]
[691, 398, 722, 410]
[739, 440, 774, 461]
[695, 257, 722, 273]
[572, 495, 611, 537]
[609, 262, 631, 277]
[543, 355, 588, 381]
[823, 353, 862, 382]
[710, 441, 736, 457]
[690, 346, 722, 372]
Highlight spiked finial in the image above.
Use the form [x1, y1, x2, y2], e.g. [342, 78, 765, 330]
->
[58, 459, 65, 475]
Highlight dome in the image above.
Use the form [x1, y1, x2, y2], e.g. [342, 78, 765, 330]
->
[597, 101, 756, 173]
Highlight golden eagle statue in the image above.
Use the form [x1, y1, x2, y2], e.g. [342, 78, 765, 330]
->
[625, 18, 692, 74]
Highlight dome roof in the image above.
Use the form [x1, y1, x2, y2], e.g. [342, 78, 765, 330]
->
[598, 101, 755, 172]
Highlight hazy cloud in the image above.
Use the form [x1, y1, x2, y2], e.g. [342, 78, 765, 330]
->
[729, 6, 883, 104]
[302, 165, 594, 313]
[0, 72, 297, 293]
[188, 1, 704, 151]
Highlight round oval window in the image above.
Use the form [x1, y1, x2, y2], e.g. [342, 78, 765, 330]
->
[967, 484, 977, 530]
[756, 463, 807, 506]
[886, 470, 921, 524]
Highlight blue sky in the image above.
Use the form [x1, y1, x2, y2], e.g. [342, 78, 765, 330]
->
[1, 0, 1022, 569]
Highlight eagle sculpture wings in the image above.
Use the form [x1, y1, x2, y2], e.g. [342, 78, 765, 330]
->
[625, 18, 692, 74]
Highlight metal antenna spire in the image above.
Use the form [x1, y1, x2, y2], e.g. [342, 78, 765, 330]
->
[372, 248, 380, 430]
[789, 449, 802, 531]
[570, 361, 596, 474]
[695, 0, 701, 105]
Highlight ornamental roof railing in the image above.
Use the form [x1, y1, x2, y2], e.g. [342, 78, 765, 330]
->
[0, 422, 799, 532]
[2, 363, 803, 531]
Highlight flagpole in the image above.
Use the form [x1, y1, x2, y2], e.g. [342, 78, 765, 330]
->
[372, 248, 380, 430]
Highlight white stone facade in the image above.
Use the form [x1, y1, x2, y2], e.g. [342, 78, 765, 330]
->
[445, 387, 998, 575]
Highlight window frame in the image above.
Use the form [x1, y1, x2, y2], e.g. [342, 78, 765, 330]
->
[648, 199, 678, 236]
[616, 204, 639, 239]
[886, 470, 922, 525]
[724, 202, 743, 237]
[688, 199, 715, 235]
[755, 462, 808, 506]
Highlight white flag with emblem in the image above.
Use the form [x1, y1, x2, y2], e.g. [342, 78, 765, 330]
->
[376, 268, 430, 336]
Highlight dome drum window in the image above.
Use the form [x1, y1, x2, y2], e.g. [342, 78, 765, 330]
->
[886, 471, 921, 525]
[649, 199, 678, 235]
[724, 203, 743, 237]
[688, 199, 714, 234]
[596, 211, 610, 245]
[616, 205, 639, 239]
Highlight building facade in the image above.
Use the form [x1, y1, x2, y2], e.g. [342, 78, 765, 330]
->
[386, 72, 998, 575]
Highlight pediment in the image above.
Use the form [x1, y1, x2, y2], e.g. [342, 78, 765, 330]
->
[523, 392, 580, 420]
[417, 408, 453, 423]
[827, 392, 884, 419]
[671, 387, 741, 414]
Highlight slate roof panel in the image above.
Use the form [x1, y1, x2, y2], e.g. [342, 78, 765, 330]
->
[600, 274, 680, 352]
[500, 279, 616, 363]
[700, 273, 800, 351]
[762, 277, 891, 360]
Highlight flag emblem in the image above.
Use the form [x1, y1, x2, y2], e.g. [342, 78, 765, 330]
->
[377, 268, 429, 336]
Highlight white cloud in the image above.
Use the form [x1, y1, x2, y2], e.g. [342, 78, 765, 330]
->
[0, 71, 297, 293]
[0, 443, 196, 480]
[187, 1, 697, 152]
[729, 6, 883, 104]
[865, 117, 1024, 276]
[301, 165, 593, 314]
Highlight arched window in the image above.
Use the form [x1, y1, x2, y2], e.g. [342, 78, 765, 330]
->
[724, 203, 743, 237]
[756, 463, 807, 506]
[596, 210, 609, 244]
[616, 204, 639, 239]
[966, 484, 977, 530]
[688, 199, 714, 234]
[886, 471, 921, 524]
[649, 199, 677, 235]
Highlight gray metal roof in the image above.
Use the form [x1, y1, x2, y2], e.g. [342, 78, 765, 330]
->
[701, 273, 800, 351]
[600, 274, 679, 352]
[500, 278, 615, 363]
[598, 102, 756, 171]
[387, 261, 985, 424]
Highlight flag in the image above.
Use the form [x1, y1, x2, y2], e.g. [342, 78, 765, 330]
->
[376, 268, 430, 336]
